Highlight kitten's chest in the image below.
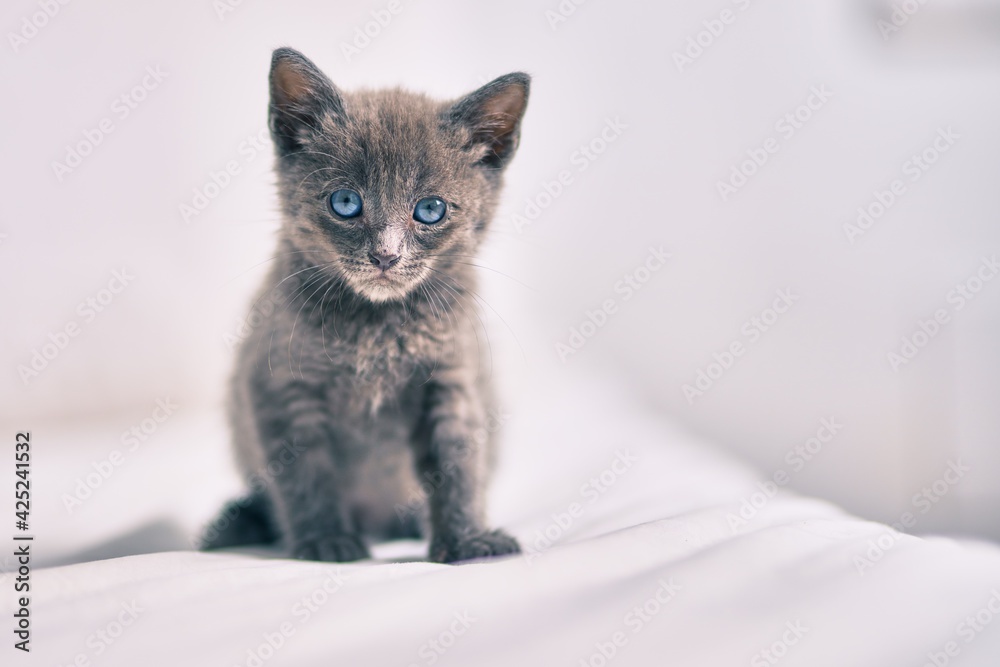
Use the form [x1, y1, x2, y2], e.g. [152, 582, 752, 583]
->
[312, 322, 441, 413]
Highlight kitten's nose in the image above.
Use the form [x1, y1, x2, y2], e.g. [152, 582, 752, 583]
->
[368, 251, 401, 271]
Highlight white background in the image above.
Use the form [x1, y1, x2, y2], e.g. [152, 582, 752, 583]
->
[2, 0, 1000, 540]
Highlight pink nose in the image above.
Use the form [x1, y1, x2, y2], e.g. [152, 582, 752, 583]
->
[368, 252, 401, 271]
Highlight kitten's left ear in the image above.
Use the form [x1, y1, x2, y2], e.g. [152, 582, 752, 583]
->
[448, 73, 530, 168]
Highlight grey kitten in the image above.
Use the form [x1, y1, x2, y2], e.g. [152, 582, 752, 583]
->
[200, 48, 529, 563]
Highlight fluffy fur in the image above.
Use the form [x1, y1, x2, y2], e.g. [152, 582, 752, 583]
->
[200, 48, 529, 563]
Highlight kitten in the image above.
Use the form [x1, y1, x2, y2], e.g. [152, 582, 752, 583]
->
[201, 48, 529, 563]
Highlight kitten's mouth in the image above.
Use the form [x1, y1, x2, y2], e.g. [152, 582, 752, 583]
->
[367, 265, 405, 285]
[347, 265, 417, 303]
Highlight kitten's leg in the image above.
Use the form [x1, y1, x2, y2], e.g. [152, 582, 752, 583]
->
[415, 373, 519, 563]
[251, 379, 369, 562]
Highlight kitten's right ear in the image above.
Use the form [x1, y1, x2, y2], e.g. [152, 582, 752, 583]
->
[268, 47, 343, 154]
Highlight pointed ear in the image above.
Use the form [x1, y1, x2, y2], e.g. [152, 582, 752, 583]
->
[448, 73, 530, 168]
[268, 47, 343, 154]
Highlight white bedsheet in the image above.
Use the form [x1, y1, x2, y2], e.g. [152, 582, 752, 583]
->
[6, 372, 1000, 666]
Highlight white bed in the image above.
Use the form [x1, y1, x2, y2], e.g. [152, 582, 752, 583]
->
[8, 371, 1000, 667]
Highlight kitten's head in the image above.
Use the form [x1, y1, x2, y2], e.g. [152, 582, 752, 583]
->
[268, 47, 529, 303]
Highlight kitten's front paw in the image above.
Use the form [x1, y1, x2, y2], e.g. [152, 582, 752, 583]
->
[292, 534, 370, 562]
[431, 529, 521, 564]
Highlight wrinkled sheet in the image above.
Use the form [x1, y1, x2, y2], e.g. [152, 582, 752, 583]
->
[6, 374, 1000, 667]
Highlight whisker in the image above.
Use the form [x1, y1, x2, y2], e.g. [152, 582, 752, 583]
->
[425, 269, 492, 383]
[223, 248, 320, 287]
[423, 254, 536, 292]
[287, 268, 340, 378]
[426, 266, 526, 372]
[296, 274, 339, 378]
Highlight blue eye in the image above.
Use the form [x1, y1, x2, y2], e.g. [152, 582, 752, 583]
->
[329, 189, 363, 218]
[413, 197, 447, 225]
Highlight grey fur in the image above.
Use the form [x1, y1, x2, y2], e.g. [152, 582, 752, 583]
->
[202, 48, 529, 563]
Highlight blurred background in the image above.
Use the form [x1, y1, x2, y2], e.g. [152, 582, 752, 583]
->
[2, 0, 999, 552]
